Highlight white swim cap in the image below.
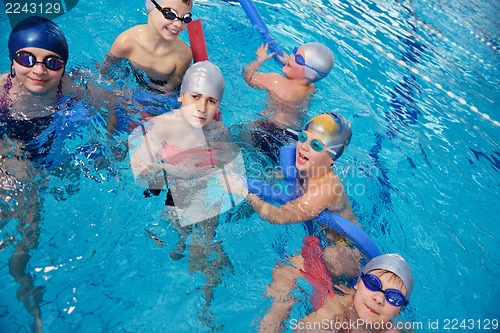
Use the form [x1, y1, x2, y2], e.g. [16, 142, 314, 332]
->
[302, 42, 334, 83]
[304, 112, 352, 160]
[180, 61, 224, 101]
[363, 253, 414, 299]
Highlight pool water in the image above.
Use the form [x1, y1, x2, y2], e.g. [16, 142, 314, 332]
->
[1, 0, 499, 332]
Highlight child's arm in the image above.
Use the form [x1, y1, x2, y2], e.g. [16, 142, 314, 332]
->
[243, 43, 275, 87]
[295, 293, 354, 332]
[247, 181, 342, 224]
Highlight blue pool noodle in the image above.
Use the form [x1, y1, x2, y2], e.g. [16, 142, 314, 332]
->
[239, 0, 284, 59]
[248, 145, 381, 259]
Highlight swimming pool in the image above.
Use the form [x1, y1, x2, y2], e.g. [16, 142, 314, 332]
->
[0, 0, 498, 332]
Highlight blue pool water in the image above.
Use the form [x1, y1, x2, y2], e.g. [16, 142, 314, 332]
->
[1, 0, 499, 332]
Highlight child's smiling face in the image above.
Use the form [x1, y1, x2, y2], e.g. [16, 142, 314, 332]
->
[353, 270, 407, 325]
[295, 131, 334, 176]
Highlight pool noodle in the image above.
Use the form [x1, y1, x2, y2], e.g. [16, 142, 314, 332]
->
[187, 20, 209, 63]
[249, 145, 381, 259]
[279, 145, 381, 259]
[239, 0, 284, 58]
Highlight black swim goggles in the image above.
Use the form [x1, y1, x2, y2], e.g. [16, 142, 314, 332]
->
[360, 272, 409, 307]
[14, 51, 65, 71]
[292, 47, 327, 77]
[150, 0, 192, 23]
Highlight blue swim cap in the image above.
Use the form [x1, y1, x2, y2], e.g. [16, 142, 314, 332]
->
[8, 16, 69, 62]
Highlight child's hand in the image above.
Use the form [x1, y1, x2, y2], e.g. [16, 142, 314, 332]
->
[225, 172, 249, 198]
[277, 51, 290, 65]
[255, 43, 275, 63]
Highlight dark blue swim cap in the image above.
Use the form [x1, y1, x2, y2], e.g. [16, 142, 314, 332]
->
[8, 16, 69, 62]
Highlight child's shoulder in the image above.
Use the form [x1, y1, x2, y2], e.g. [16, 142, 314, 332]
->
[116, 24, 148, 40]
[111, 25, 147, 57]
[171, 38, 192, 57]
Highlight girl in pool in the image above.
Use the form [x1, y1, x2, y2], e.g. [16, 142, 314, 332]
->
[0, 16, 84, 333]
[1, 16, 81, 116]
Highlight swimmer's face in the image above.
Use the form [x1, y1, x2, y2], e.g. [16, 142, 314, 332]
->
[150, 0, 193, 40]
[178, 92, 220, 128]
[295, 130, 333, 176]
[282, 45, 306, 80]
[353, 270, 406, 325]
[12, 47, 65, 96]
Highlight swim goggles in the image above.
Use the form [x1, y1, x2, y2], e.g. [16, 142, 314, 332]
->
[14, 51, 65, 71]
[360, 272, 409, 307]
[150, 0, 192, 23]
[287, 129, 342, 156]
[292, 47, 327, 78]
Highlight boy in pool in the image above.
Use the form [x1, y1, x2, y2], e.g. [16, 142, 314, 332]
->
[108, 0, 193, 92]
[129, 60, 239, 308]
[233, 112, 365, 331]
[243, 42, 334, 162]
[246, 112, 355, 225]
[291, 253, 414, 333]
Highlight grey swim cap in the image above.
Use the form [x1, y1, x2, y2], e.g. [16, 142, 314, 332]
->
[304, 112, 351, 160]
[146, 0, 156, 13]
[180, 61, 224, 101]
[302, 42, 334, 83]
[363, 254, 414, 300]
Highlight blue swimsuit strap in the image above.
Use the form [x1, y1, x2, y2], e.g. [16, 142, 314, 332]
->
[249, 145, 381, 259]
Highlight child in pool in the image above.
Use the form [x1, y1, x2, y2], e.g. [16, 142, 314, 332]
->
[291, 253, 414, 333]
[108, 0, 193, 92]
[236, 113, 364, 331]
[129, 60, 233, 189]
[129, 61, 237, 307]
[246, 112, 355, 225]
[243, 43, 334, 162]
[0, 16, 83, 333]
[1, 17, 81, 115]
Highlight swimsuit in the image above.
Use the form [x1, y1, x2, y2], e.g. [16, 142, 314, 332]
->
[1, 75, 89, 168]
[251, 120, 298, 163]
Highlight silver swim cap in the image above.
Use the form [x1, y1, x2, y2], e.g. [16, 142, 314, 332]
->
[146, 0, 156, 13]
[302, 42, 334, 83]
[180, 61, 224, 101]
[363, 254, 414, 300]
[304, 113, 352, 160]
